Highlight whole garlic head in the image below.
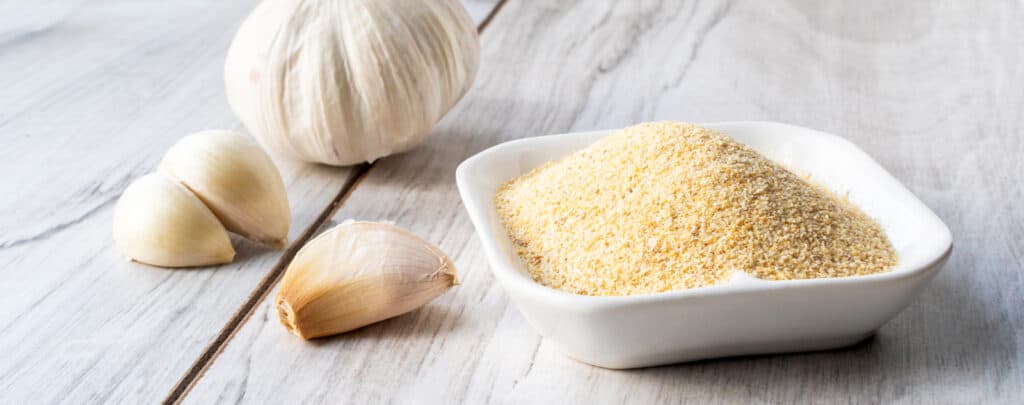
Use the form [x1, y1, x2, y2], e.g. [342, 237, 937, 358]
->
[224, 0, 480, 166]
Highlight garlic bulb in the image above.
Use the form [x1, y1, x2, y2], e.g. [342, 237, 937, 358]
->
[159, 130, 290, 248]
[224, 0, 480, 165]
[276, 221, 458, 339]
[112, 173, 235, 267]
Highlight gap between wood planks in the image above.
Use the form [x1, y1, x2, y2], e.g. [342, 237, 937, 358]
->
[163, 1, 509, 403]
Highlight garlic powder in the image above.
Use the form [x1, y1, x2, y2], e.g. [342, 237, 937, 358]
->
[494, 122, 897, 296]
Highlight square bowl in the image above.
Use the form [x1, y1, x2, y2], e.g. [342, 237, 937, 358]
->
[455, 122, 952, 369]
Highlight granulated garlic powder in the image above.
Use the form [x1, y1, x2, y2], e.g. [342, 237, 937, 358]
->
[494, 122, 896, 296]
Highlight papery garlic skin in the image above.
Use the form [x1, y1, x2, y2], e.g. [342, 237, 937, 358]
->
[276, 221, 458, 339]
[112, 174, 235, 267]
[159, 130, 291, 248]
[224, 0, 480, 165]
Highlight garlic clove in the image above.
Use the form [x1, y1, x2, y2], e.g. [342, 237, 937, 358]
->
[159, 130, 290, 248]
[275, 221, 458, 339]
[112, 173, 235, 267]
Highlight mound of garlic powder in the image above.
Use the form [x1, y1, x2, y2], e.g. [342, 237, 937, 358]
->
[495, 122, 897, 296]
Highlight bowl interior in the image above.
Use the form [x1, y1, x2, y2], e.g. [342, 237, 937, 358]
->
[456, 122, 952, 295]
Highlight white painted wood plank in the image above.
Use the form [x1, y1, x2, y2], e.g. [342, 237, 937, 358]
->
[0, 2, 355, 403]
[188, 0, 1023, 403]
[0, 1, 500, 403]
[462, 0, 501, 26]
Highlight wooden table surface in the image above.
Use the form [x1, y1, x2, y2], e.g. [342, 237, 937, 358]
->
[2, 0, 1021, 403]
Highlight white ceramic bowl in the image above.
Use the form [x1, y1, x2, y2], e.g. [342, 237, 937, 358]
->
[455, 122, 952, 369]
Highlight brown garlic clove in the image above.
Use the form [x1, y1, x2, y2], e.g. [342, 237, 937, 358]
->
[275, 221, 458, 339]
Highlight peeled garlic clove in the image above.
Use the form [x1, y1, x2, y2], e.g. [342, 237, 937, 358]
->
[276, 221, 458, 339]
[224, 0, 480, 165]
[159, 130, 290, 248]
[112, 173, 235, 267]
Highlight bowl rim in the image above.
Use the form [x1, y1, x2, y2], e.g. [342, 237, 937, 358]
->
[455, 121, 953, 310]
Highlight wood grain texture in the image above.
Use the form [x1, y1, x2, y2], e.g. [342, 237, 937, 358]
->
[187, 0, 1023, 404]
[0, 1, 498, 404]
[0, 2, 354, 403]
